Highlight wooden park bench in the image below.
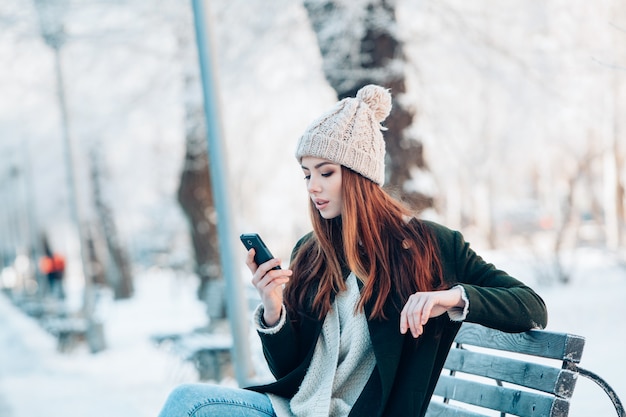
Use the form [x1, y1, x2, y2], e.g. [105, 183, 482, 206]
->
[152, 331, 233, 381]
[426, 322, 624, 417]
[41, 316, 88, 353]
[40, 310, 106, 353]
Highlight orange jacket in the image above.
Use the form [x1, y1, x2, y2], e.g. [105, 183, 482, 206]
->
[40, 254, 65, 274]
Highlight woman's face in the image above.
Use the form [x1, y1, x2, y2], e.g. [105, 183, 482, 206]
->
[301, 156, 343, 219]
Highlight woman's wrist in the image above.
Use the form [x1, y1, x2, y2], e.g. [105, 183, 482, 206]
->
[254, 304, 286, 334]
[447, 285, 469, 322]
[453, 286, 466, 308]
[263, 307, 282, 327]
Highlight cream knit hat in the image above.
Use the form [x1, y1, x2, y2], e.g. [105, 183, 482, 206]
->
[295, 84, 392, 186]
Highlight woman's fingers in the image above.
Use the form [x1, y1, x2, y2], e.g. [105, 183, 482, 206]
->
[408, 298, 425, 338]
[251, 258, 292, 306]
[401, 295, 419, 337]
[252, 261, 283, 285]
[245, 248, 258, 272]
[249, 250, 282, 285]
[245, 249, 291, 325]
[400, 293, 436, 338]
[255, 269, 290, 292]
[246, 249, 281, 274]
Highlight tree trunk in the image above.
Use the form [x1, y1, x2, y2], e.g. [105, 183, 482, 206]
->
[177, 133, 225, 320]
[303, 0, 434, 212]
[89, 149, 133, 299]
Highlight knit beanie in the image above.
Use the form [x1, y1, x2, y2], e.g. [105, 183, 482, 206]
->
[295, 84, 392, 186]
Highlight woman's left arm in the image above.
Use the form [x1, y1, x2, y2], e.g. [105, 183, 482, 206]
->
[400, 222, 548, 338]
[449, 229, 548, 332]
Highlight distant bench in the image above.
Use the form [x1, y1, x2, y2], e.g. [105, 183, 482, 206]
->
[426, 322, 624, 417]
[152, 332, 232, 381]
[41, 316, 106, 353]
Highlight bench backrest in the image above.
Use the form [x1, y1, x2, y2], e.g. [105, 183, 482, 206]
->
[425, 322, 585, 417]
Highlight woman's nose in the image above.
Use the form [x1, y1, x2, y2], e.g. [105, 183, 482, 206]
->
[307, 176, 320, 193]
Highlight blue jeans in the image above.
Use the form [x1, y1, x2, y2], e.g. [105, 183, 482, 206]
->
[158, 383, 277, 417]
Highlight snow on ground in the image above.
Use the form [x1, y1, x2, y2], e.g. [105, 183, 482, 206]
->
[0, 269, 209, 417]
[0, 248, 625, 417]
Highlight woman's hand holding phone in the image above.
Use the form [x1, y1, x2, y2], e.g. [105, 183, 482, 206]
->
[242, 236, 292, 327]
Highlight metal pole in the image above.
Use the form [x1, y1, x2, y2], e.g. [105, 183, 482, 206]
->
[33, 0, 106, 352]
[190, 0, 254, 386]
[52, 44, 105, 353]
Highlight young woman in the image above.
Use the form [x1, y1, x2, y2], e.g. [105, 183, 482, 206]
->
[157, 85, 548, 417]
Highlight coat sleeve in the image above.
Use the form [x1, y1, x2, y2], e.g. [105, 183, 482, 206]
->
[430, 221, 548, 332]
[256, 307, 302, 379]
[254, 232, 315, 379]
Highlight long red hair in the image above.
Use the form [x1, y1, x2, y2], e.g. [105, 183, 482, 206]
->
[285, 167, 444, 320]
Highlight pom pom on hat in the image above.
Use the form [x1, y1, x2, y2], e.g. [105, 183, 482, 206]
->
[356, 84, 392, 124]
[295, 84, 392, 186]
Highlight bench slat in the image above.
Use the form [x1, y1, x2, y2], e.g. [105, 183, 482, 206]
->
[433, 375, 570, 417]
[425, 400, 488, 417]
[443, 348, 578, 397]
[456, 323, 585, 363]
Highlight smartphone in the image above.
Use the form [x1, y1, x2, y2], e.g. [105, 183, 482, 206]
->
[240, 233, 281, 270]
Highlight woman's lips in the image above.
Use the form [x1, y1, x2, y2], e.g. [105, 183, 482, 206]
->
[314, 199, 329, 210]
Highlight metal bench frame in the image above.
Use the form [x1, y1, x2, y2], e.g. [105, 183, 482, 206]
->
[426, 322, 624, 417]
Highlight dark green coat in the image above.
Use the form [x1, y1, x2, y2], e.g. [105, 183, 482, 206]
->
[247, 220, 548, 417]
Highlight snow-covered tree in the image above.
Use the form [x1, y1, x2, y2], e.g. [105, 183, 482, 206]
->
[303, 0, 436, 212]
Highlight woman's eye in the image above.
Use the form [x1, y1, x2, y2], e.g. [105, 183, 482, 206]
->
[321, 171, 333, 178]
[303, 175, 311, 180]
